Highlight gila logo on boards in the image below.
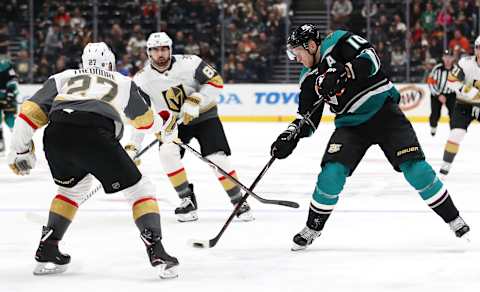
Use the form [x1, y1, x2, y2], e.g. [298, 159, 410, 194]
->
[398, 85, 425, 111]
[396, 146, 419, 157]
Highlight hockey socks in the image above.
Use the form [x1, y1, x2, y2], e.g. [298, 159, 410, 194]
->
[207, 152, 243, 204]
[308, 162, 349, 230]
[167, 167, 191, 198]
[441, 128, 466, 175]
[132, 197, 162, 235]
[46, 194, 79, 240]
[400, 160, 459, 222]
[218, 170, 242, 204]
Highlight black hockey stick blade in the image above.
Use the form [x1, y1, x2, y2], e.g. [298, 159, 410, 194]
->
[189, 157, 277, 248]
[175, 141, 299, 208]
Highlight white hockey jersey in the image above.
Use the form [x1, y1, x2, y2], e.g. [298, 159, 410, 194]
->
[133, 54, 223, 124]
[447, 55, 480, 104]
[19, 67, 156, 138]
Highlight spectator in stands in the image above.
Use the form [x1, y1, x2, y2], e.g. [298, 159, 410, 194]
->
[361, 1, 378, 20]
[184, 34, 200, 55]
[449, 28, 471, 54]
[55, 55, 67, 72]
[126, 24, 146, 58]
[391, 45, 407, 67]
[331, 0, 353, 29]
[231, 62, 250, 83]
[428, 36, 444, 61]
[15, 49, 30, 83]
[108, 23, 126, 57]
[390, 14, 407, 47]
[43, 23, 63, 63]
[34, 56, 51, 83]
[436, 3, 454, 28]
[70, 7, 86, 30]
[54, 6, 71, 27]
[174, 31, 186, 54]
[421, 2, 437, 33]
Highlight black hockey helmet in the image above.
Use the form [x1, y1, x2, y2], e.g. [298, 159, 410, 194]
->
[286, 24, 321, 60]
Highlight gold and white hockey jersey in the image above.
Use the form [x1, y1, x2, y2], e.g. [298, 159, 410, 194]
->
[133, 54, 223, 124]
[19, 67, 155, 138]
[447, 55, 480, 104]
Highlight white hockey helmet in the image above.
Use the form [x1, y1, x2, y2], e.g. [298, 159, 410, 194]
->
[475, 36, 480, 49]
[81, 42, 116, 71]
[146, 32, 173, 60]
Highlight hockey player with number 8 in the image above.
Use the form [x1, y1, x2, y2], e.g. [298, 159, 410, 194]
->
[270, 24, 470, 251]
[7, 42, 179, 278]
[126, 32, 254, 222]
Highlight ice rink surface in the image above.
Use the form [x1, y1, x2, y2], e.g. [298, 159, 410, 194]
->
[1, 122, 479, 292]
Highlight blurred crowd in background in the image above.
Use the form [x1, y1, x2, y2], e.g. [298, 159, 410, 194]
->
[0, 0, 479, 84]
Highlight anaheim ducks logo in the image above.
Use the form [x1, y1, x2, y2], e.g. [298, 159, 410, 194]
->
[162, 84, 187, 112]
[398, 85, 424, 111]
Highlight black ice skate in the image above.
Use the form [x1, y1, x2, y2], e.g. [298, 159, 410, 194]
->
[448, 216, 470, 241]
[291, 226, 322, 251]
[175, 184, 198, 222]
[439, 163, 451, 177]
[235, 201, 255, 222]
[33, 226, 70, 275]
[140, 228, 179, 279]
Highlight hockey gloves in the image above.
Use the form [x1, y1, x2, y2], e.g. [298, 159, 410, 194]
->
[271, 124, 300, 159]
[181, 93, 202, 125]
[316, 63, 350, 99]
[125, 144, 141, 166]
[8, 140, 36, 175]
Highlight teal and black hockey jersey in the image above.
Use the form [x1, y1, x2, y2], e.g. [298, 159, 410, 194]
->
[0, 57, 19, 104]
[298, 30, 400, 130]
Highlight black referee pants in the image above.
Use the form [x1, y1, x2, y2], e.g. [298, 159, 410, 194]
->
[429, 93, 456, 128]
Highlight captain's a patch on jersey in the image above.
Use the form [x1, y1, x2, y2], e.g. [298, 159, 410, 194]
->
[327, 143, 342, 154]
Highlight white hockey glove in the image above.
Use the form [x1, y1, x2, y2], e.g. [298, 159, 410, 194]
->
[457, 84, 480, 103]
[124, 144, 141, 166]
[472, 106, 480, 119]
[180, 93, 202, 125]
[156, 112, 178, 144]
[8, 141, 36, 175]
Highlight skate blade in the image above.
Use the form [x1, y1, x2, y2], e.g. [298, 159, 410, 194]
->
[33, 262, 68, 275]
[157, 264, 179, 279]
[176, 211, 198, 222]
[291, 243, 307, 252]
[235, 211, 255, 222]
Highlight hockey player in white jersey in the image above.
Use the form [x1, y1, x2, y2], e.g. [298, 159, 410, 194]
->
[440, 36, 480, 176]
[7, 42, 179, 278]
[126, 32, 254, 222]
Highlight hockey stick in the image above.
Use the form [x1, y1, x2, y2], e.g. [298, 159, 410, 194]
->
[78, 138, 159, 205]
[189, 156, 276, 248]
[174, 141, 299, 208]
[189, 99, 325, 248]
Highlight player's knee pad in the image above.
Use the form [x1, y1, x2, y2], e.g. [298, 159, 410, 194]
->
[122, 175, 156, 205]
[400, 160, 443, 200]
[206, 151, 232, 172]
[448, 128, 466, 144]
[313, 162, 349, 204]
[158, 142, 183, 172]
[57, 174, 94, 205]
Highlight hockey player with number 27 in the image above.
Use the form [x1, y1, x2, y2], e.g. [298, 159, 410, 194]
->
[126, 32, 253, 222]
[7, 42, 179, 278]
[270, 24, 470, 251]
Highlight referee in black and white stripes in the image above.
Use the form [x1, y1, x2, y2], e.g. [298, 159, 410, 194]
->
[427, 49, 456, 136]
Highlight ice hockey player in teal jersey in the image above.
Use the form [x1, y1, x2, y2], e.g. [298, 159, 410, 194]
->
[270, 24, 471, 251]
[0, 44, 19, 154]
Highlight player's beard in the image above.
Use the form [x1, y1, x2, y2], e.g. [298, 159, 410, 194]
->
[152, 56, 171, 71]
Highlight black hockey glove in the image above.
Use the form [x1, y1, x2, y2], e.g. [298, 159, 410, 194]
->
[316, 63, 349, 98]
[270, 124, 300, 159]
